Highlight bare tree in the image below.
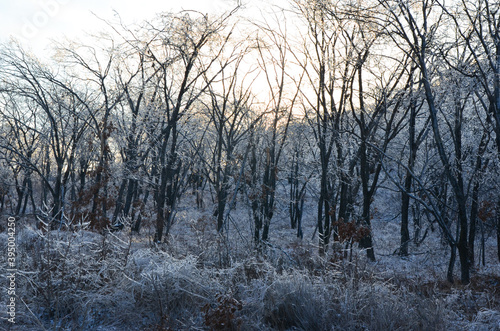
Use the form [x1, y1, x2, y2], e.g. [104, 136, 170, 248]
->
[293, 0, 354, 255]
[248, 14, 303, 244]
[376, 0, 498, 283]
[442, 0, 500, 262]
[138, 10, 239, 242]
[0, 43, 90, 225]
[201, 48, 256, 233]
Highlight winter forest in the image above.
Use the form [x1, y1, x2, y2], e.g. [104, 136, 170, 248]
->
[1, 0, 500, 329]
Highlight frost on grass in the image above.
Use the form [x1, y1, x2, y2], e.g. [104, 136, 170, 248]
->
[1, 211, 498, 330]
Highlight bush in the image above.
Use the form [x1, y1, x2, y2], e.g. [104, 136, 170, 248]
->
[0, 224, 490, 331]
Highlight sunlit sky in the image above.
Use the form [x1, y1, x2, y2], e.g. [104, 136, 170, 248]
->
[0, 0, 290, 55]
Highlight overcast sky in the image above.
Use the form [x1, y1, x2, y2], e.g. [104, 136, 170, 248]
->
[0, 0, 279, 55]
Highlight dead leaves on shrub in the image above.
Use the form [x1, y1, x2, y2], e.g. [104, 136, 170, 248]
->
[203, 293, 243, 330]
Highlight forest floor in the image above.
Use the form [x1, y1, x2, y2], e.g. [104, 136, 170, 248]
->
[1, 188, 500, 330]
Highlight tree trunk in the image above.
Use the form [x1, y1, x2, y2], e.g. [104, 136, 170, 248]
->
[421, 64, 470, 284]
[318, 165, 330, 255]
[112, 179, 127, 223]
[123, 178, 137, 216]
[497, 198, 500, 262]
[469, 182, 479, 269]
[400, 178, 411, 257]
[447, 242, 457, 283]
[401, 94, 417, 256]
[154, 161, 168, 242]
[468, 129, 489, 269]
[132, 189, 149, 233]
[359, 130, 375, 261]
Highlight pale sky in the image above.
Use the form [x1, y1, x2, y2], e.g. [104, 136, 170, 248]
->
[0, 0, 287, 55]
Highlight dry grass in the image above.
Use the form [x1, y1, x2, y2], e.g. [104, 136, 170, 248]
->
[0, 216, 498, 330]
